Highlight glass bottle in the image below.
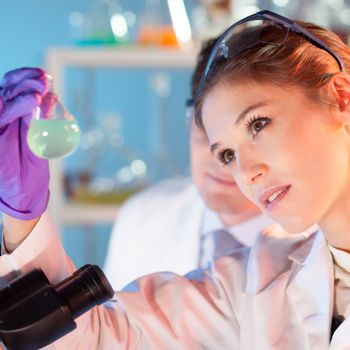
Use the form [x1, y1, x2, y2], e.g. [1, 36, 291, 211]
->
[27, 75, 81, 159]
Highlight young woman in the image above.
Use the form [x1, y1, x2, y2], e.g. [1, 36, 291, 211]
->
[0, 10, 347, 350]
[195, 10, 350, 243]
[195, 9, 350, 347]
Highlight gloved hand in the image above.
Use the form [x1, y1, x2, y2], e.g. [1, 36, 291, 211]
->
[0, 67, 50, 220]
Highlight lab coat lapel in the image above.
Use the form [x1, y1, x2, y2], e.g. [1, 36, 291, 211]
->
[241, 230, 332, 349]
[287, 231, 333, 349]
[245, 227, 315, 293]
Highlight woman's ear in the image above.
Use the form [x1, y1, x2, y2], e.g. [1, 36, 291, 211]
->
[328, 73, 350, 113]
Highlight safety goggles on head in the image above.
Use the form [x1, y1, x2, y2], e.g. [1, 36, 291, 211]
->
[202, 10, 345, 83]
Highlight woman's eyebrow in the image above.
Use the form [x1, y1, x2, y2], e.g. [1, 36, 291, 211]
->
[235, 101, 268, 125]
[209, 101, 269, 155]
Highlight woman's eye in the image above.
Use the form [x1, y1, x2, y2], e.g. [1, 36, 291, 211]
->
[218, 149, 235, 165]
[247, 117, 271, 136]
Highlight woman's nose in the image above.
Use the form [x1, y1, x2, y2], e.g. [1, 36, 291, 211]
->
[236, 153, 268, 185]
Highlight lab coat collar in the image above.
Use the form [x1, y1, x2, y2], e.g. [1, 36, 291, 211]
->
[243, 229, 334, 349]
[202, 208, 276, 248]
[287, 231, 334, 348]
[246, 226, 319, 293]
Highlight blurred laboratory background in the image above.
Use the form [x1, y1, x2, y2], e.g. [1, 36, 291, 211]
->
[0, 0, 349, 267]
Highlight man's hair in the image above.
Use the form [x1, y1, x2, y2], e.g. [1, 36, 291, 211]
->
[191, 37, 218, 100]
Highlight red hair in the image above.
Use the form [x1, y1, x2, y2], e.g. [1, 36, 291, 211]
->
[195, 20, 350, 129]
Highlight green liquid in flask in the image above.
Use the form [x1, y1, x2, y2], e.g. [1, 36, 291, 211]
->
[27, 119, 81, 159]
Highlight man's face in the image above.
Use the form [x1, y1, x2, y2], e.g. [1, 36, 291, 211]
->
[189, 118, 259, 216]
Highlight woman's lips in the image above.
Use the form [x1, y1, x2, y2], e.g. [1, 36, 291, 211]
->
[207, 173, 236, 186]
[258, 184, 291, 211]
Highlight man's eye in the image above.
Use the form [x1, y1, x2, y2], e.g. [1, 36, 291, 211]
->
[218, 149, 235, 165]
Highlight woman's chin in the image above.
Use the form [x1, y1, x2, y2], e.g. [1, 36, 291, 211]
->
[275, 216, 315, 234]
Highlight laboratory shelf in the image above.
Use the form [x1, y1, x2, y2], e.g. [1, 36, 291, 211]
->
[45, 45, 197, 230]
[61, 203, 120, 226]
[46, 46, 198, 68]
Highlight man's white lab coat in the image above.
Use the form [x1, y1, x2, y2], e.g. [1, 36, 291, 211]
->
[104, 177, 274, 290]
[0, 212, 347, 349]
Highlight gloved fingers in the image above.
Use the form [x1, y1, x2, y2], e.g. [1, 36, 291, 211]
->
[0, 92, 41, 129]
[40, 92, 58, 118]
[0, 67, 46, 88]
[0, 68, 49, 103]
[2, 76, 48, 101]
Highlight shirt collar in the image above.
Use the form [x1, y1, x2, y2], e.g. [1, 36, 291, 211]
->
[329, 244, 350, 273]
[201, 208, 276, 247]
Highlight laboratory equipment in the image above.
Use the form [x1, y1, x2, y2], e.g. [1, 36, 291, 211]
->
[27, 75, 81, 159]
[149, 71, 182, 180]
[68, 0, 129, 46]
[0, 264, 113, 350]
[73, 113, 148, 204]
[192, 0, 233, 40]
[138, 0, 192, 49]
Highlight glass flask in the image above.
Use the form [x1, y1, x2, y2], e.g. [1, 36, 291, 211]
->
[67, 112, 148, 204]
[27, 75, 82, 159]
[148, 71, 183, 181]
[137, 0, 192, 49]
[192, 0, 233, 40]
[92, 114, 148, 194]
[68, 0, 130, 46]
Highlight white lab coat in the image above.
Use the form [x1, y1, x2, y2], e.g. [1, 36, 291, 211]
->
[104, 177, 205, 290]
[104, 176, 274, 290]
[0, 212, 347, 349]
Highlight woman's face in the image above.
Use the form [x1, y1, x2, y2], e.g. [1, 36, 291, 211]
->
[189, 118, 259, 219]
[201, 81, 350, 233]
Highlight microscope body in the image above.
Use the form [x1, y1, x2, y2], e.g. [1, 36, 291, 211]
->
[0, 265, 114, 350]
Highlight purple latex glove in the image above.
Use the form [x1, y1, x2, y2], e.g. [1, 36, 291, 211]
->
[0, 67, 50, 220]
